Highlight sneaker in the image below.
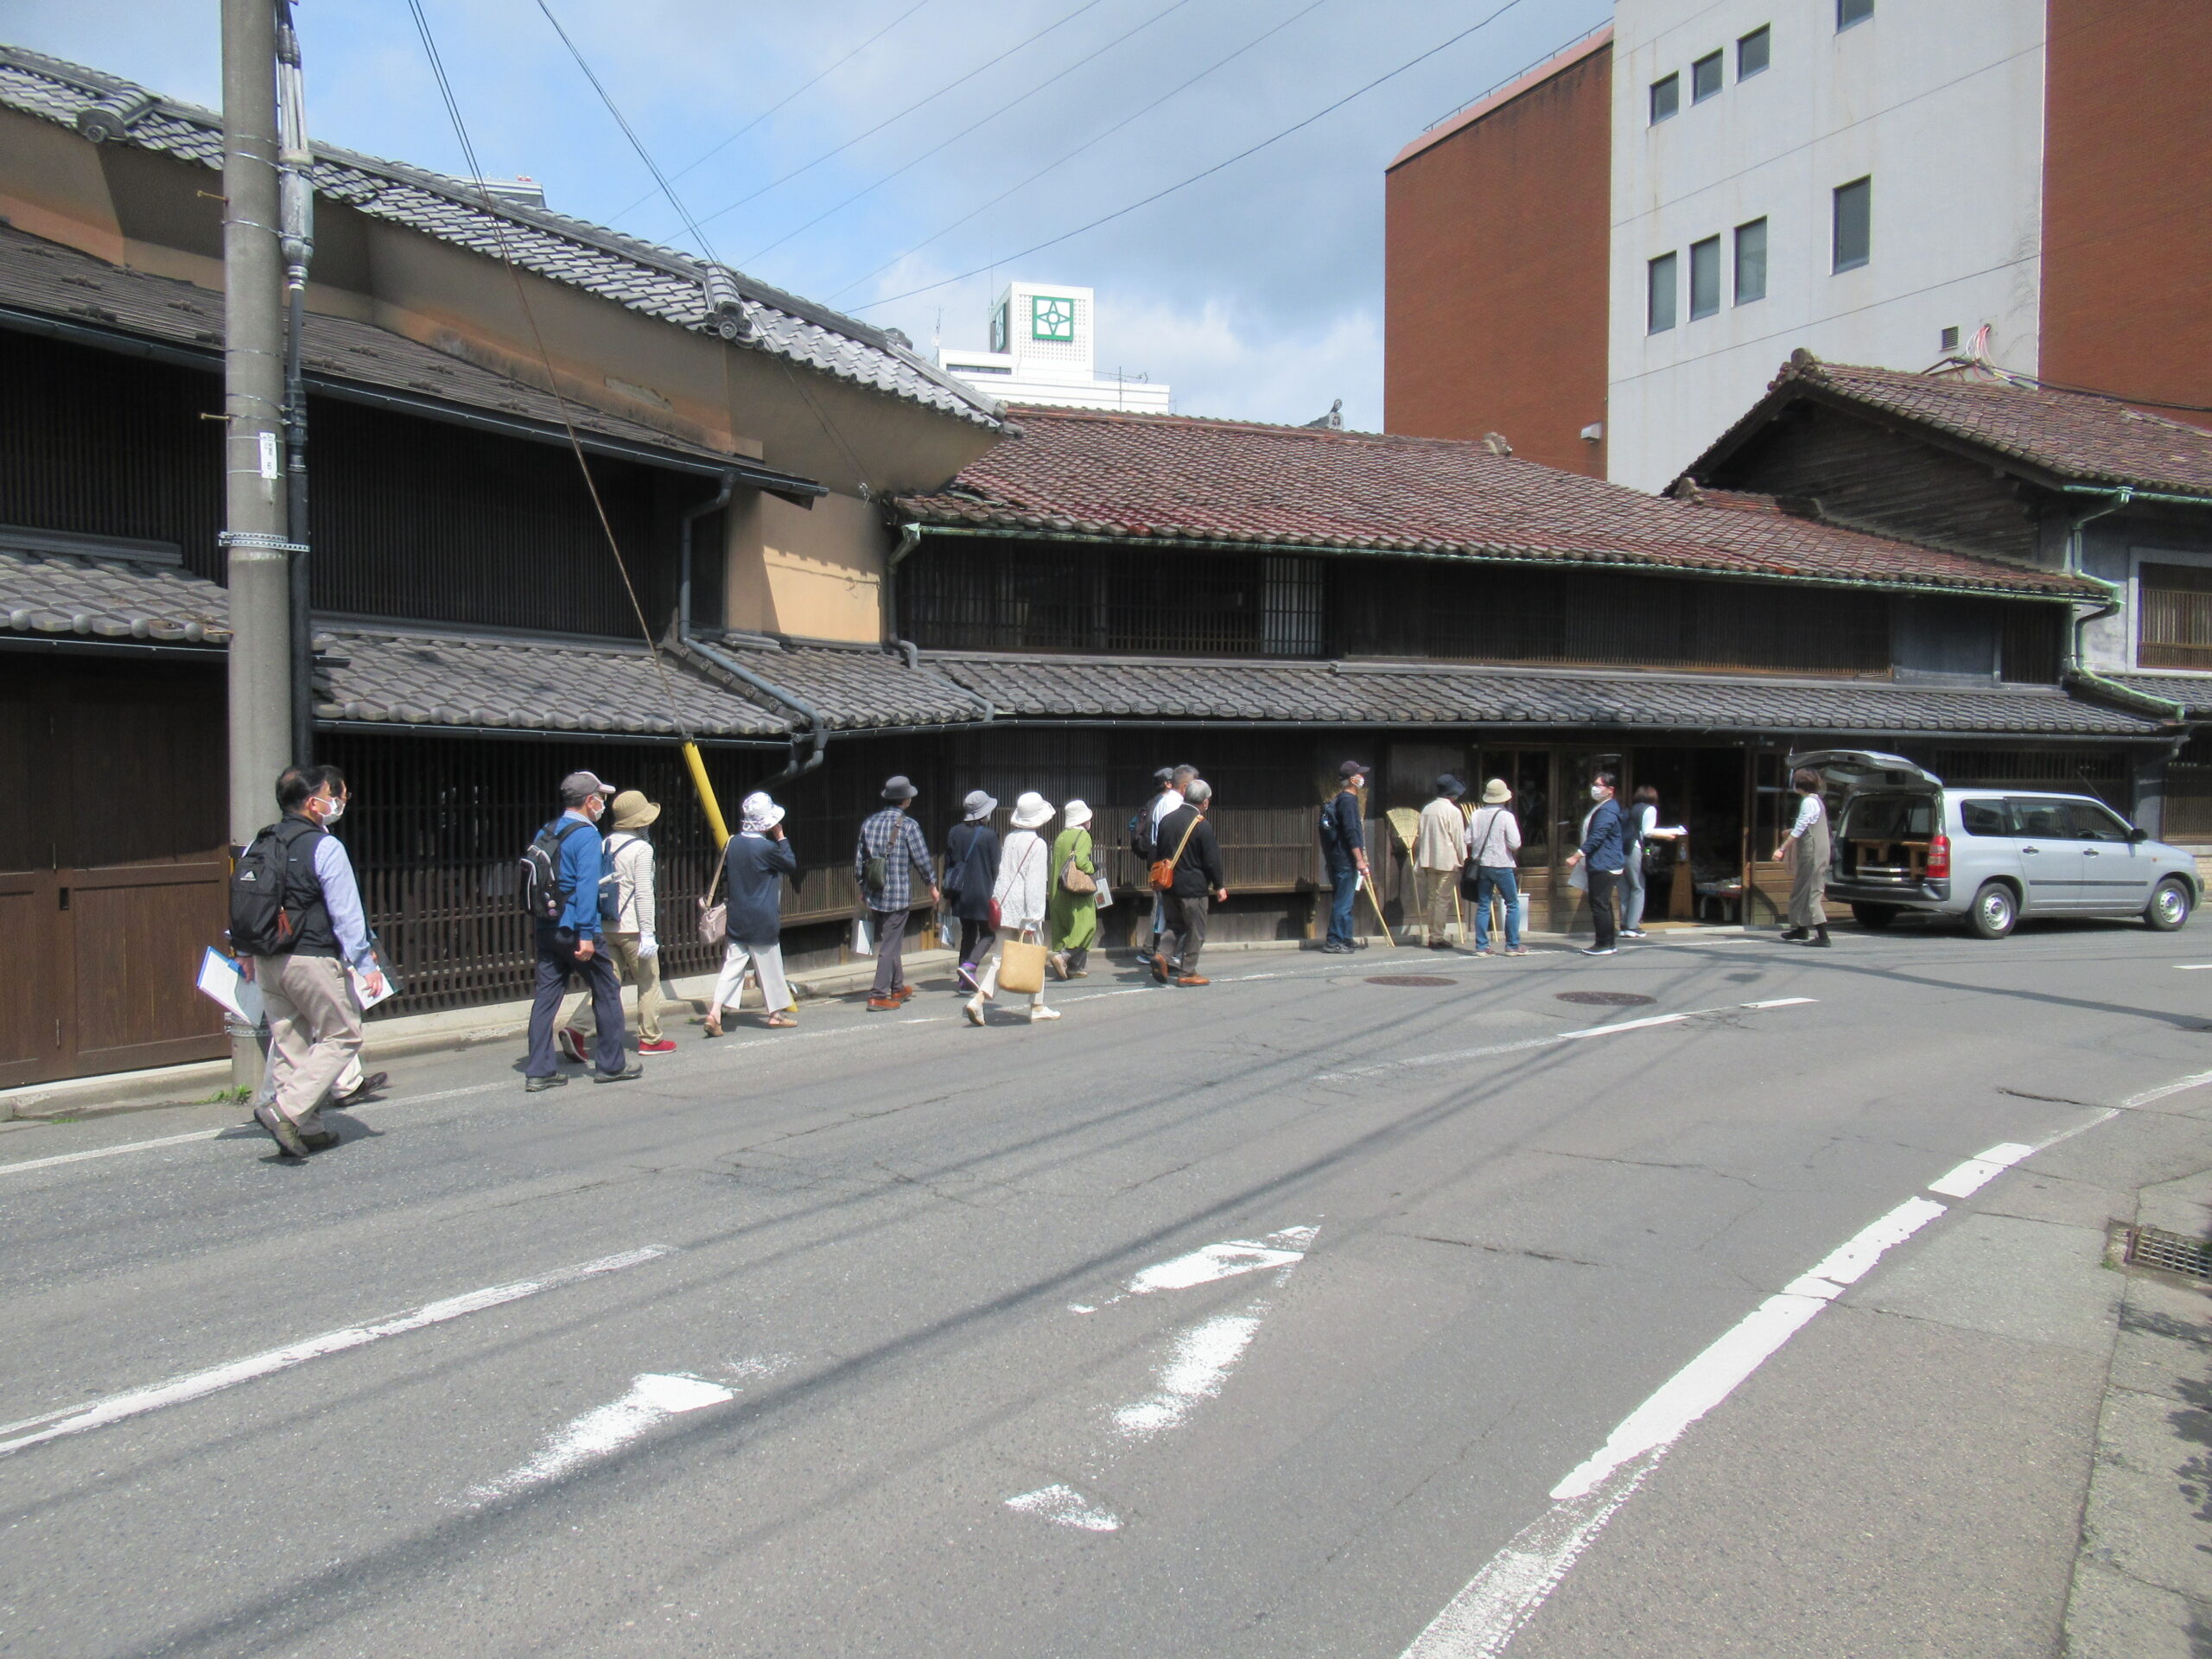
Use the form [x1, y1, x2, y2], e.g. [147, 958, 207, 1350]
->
[1779, 927, 1809, 943]
[956, 963, 979, 994]
[1580, 945, 1618, 957]
[637, 1038, 677, 1055]
[964, 997, 985, 1027]
[1473, 947, 1495, 957]
[333, 1070, 388, 1105]
[1808, 931, 1833, 948]
[1028, 1005, 1061, 1022]
[1619, 929, 1648, 939]
[524, 1073, 569, 1093]
[1319, 940, 1353, 955]
[867, 996, 901, 1012]
[255, 1103, 310, 1159]
[557, 1027, 588, 1065]
[1349, 938, 1370, 950]
[1506, 946, 1529, 957]
[592, 1063, 645, 1084]
[1176, 975, 1211, 987]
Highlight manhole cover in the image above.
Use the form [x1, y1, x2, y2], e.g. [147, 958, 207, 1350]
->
[2121, 1224, 2212, 1281]
[1555, 991, 1657, 1007]
[1367, 975, 1456, 988]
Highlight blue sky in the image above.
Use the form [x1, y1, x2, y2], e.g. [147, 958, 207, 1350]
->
[10, 0, 1609, 428]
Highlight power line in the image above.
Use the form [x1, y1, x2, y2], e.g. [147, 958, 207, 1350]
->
[737, 0, 1200, 268]
[680, 0, 1116, 242]
[829, 0, 1333, 303]
[849, 0, 1536, 313]
[608, 0, 931, 226]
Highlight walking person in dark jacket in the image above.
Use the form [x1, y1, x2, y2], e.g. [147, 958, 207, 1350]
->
[1319, 760, 1371, 953]
[855, 775, 939, 1011]
[1565, 771, 1626, 957]
[524, 770, 642, 1091]
[942, 789, 1000, 995]
[1152, 779, 1228, 986]
[707, 791, 798, 1033]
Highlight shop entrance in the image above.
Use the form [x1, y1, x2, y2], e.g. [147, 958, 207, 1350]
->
[1625, 747, 1751, 924]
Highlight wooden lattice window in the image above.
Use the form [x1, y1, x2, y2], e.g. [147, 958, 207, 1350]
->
[2139, 563, 2212, 669]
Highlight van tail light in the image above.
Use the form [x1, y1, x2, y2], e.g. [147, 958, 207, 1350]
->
[1926, 834, 1951, 880]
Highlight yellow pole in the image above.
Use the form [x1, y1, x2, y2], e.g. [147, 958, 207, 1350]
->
[680, 740, 729, 849]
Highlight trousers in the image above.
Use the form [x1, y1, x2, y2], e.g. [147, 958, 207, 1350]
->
[869, 907, 912, 996]
[560, 929, 661, 1041]
[1160, 893, 1211, 974]
[1621, 857, 1648, 932]
[528, 929, 626, 1077]
[1325, 862, 1359, 945]
[1424, 866, 1462, 940]
[1587, 868, 1622, 950]
[254, 953, 363, 1123]
[1472, 866, 1521, 950]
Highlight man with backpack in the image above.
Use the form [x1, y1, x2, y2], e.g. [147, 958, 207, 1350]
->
[523, 770, 642, 1091]
[1319, 760, 1372, 954]
[558, 788, 672, 1060]
[234, 765, 385, 1158]
[1151, 779, 1227, 987]
[1131, 765, 1193, 963]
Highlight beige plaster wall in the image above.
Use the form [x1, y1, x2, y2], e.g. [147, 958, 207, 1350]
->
[723, 491, 887, 644]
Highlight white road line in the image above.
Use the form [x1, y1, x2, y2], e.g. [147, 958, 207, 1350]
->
[2122, 1066, 2212, 1109]
[1317, 999, 1815, 1082]
[1927, 1142, 2037, 1198]
[467, 1369, 740, 1505]
[0, 1128, 234, 1174]
[2172, 963, 2212, 970]
[1005, 1482, 1122, 1532]
[0, 1246, 670, 1459]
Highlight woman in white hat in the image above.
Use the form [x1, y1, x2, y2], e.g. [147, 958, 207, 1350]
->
[966, 791, 1060, 1025]
[705, 791, 798, 1035]
[1047, 798, 1099, 979]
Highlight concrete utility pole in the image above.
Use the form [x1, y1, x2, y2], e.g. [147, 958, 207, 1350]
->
[221, 0, 295, 1087]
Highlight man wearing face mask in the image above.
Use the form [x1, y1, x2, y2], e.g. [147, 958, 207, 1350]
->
[524, 770, 642, 1091]
[245, 765, 386, 1157]
[1565, 771, 1626, 957]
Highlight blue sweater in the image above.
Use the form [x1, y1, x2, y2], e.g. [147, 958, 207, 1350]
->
[541, 810, 604, 938]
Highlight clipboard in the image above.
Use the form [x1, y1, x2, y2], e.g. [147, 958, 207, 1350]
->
[196, 948, 264, 1024]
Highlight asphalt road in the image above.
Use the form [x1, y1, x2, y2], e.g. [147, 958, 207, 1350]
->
[3, 919, 2209, 1658]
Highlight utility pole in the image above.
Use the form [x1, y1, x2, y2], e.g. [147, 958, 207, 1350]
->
[221, 0, 296, 1088]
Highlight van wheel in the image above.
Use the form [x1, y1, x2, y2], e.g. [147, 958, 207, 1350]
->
[2146, 879, 2193, 932]
[1851, 904, 1898, 930]
[1967, 882, 2018, 939]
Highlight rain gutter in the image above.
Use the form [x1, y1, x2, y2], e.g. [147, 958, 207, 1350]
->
[2056, 487, 2190, 723]
[887, 520, 994, 722]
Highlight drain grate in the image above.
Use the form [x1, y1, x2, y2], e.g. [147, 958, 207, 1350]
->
[1367, 976, 1456, 988]
[2121, 1224, 2212, 1281]
[1555, 991, 1657, 1007]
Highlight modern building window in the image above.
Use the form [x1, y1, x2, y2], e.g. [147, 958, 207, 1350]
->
[1689, 236, 1721, 319]
[1837, 0, 1873, 29]
[1650, 73, 1680, 123]
[2139, 563, 2212, 668]
[1833, 176, 1872, 271]
[1692, 51, 1724, 103]
[1738, 24, 1770, 77]
[1940, 325, 1960, 353]
[1648, 251, 1679, 332]
[1734, 217, 1768, 303]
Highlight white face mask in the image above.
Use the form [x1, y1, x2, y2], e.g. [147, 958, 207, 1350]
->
[587, 798, 606, 822]
[1589, 785, 1608, 801]
[317, 795, 346, 823]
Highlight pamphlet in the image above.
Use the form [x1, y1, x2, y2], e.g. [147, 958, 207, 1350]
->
[195, 948, 263, 1024]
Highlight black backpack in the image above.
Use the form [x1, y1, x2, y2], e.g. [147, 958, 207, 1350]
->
[230, 818, 320, 956]
[519, 820, 589, 923]
[1128, 807, 1158, 861]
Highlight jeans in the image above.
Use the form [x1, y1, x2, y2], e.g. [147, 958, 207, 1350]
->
[1325, 862, 1358, 945]
[1472, 867, 1521, 950]
[1587, 868, 1621, 951]
[869, 906, 912, 996]
[1621, 857, 1648, 932]
[528, 928, 626, 1077]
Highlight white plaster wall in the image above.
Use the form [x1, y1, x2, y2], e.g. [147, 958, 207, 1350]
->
[1607, 0, 2047, 493]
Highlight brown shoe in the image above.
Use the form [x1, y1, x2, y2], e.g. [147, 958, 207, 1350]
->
[867, 995, 900, 1012]
[1150, 954, 1170, 984]
[892, 985, 916, 1003]
[1176, 974, 1210, 987]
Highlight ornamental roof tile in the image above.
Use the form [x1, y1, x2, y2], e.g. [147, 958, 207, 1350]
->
[1695, 353, 2212, 499]
[896, 406, 2098, 599]
[0, 46, 1003, 431]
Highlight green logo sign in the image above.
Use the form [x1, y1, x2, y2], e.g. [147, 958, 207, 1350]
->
[1029, 296, 1076, 342]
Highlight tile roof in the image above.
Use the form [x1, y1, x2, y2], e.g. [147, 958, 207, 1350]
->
[0, 542, 229, 644]
[1695, 352, 2212, 499]
[680, 638, 988, 732]
[0, 46, 1003, 432]
[2099, 673, 2212, 719]
[0, 223, 768, 470]
[927, 651, 2167, 737]
[314, 626, 786, 741]
[896, 407, 2099, 599]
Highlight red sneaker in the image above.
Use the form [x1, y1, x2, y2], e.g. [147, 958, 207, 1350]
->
[557, 1027, 588, 1064]
[636, 1038, 677, 1054]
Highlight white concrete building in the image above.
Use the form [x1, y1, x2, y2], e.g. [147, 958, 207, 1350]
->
[1607, 0, 2047, 491]
[938, 281, 1171, 413]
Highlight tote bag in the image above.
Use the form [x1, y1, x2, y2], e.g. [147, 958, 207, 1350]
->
[997, 929, 1048, 995]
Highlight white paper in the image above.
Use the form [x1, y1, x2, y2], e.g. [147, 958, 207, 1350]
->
[349, 963, 396, 1011]
[196, 948, 263, 1024]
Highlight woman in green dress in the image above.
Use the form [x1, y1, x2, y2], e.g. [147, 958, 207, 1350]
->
[1047, 798, 1100, 979]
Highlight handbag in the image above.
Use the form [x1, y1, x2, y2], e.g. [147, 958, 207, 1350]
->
[697, 857, 728, 948]
[1149, 813, 1202, 893]
[1059, 855, 1096, 895]
[997, 928, 1047, 995]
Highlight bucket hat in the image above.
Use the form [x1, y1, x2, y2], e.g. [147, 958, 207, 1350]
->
[962, 788, 997, 821]
[1483, 778, 1512, 804]
[607, 789, 660, 830]
[1434, 774, 1464, 798]
[740, 790, 785, 832]
[1010, 791, 1054, 829]
[880, 775, 918, 802]
[1063, 798, 1093, 829]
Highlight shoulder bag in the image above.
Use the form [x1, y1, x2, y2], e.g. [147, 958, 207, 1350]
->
[1059, 834, 1096, 895]
[1149, 814, 1202, 893]
[697, 852, 728, 948]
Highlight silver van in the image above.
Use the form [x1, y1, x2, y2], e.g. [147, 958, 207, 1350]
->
[1789, 750, 2200, 940]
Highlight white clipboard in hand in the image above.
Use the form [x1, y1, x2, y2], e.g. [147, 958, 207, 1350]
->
[196, 948, 264, 1024]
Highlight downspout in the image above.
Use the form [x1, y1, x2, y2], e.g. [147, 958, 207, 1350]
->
[2059, 487, 2190, 722]
[677, 474, 828, 791]
[887, 519, 994, 722]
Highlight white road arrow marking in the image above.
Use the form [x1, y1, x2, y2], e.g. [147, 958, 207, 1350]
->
[469, 1372, 737, 1504]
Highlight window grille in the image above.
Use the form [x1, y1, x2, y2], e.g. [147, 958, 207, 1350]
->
[2139, 563, 2212, 668]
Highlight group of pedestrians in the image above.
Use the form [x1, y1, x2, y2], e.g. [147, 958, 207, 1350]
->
[1413, 773, 1532, 955]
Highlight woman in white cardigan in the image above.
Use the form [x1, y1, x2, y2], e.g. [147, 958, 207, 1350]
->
[965, 791, 1060, 1025]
